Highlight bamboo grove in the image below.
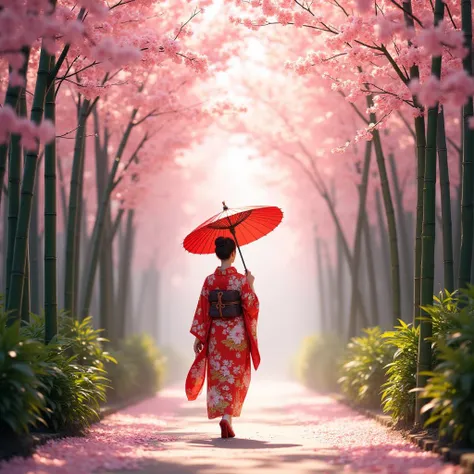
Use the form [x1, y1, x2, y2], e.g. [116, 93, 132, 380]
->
[0, 0, 219, 347]
[226, 0, 474, 428]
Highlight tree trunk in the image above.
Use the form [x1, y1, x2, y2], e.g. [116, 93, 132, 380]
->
[336, 230, 345, 331]
[453, 113, 463, 281]
[376, 187, 391, 304]
[64, 99, 89, 317]
[116, 210, 135, 341]
[6, 44, 52, 320]
[315, 236, 326, 333]
[323, 194, 370, 329]
[91, 111, 115, 336]
[363, 219, 379, 326]
[458, 0, 474, 290]
[437, 109, 454, 292]
[80, 111, 138, 319]
[371, 122, 401, 327]
[21, 248, 30, 323]
[6, 93, 26, 299]
[0, 47, 30, 211]
[44, 57, 57, 343]
[415, 0, 444, 425]
[348, 140, 373, 338]
[388, 152, 413, 319]
[57, 155, 68, 231]
[29, 169, 41, 315]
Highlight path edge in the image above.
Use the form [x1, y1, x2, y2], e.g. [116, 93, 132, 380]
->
[331, 394, 474, 474]
[0, 393, 153, 462]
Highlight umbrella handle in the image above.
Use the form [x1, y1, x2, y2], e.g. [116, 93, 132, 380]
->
[229, 226, 248, 274]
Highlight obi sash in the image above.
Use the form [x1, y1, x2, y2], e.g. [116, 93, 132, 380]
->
[208, 290, 242, 319]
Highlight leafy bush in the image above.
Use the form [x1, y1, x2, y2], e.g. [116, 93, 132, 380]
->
[381, 320, 419, 423]
[121, 334, 165, 395]
[104, 348, 139, 403]
[381, 291, 463, 425]
[22, 314, 115, 370]
[106, 334, 165, 402]
[421, 293, 474, 446]
[0, 312, 51, 434]
[21, 314, 112, 434]
[40, 350, 109, 434]
[338, 327, 394, 408]
[294, 333, 345, 392]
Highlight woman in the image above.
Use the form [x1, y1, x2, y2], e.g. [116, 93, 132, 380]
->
[185, 236, 260, 438]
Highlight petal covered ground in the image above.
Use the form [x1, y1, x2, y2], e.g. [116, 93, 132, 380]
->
[0, 380, 462, 474]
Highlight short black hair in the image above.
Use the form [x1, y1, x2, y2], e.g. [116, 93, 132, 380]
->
[215, 236, 236, 260]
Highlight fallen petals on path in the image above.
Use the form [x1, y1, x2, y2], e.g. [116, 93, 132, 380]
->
[0, 382, 465, 473]
[0, 408, 174, 474]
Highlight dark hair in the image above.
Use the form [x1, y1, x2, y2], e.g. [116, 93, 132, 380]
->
[215, 237, 236, 260]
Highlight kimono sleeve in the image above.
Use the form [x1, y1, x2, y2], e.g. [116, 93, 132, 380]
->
[190, 278, 210, 344]
[241, 280, 259, 329]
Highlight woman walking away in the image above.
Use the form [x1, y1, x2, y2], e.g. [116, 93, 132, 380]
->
[185, 236, 260, 438]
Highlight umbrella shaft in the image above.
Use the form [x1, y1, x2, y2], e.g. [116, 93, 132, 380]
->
[229, 226, 248, 274]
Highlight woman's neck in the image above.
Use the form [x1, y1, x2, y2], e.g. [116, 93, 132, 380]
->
[220, 260, 233, 270]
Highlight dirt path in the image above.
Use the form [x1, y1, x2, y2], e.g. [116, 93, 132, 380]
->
[0, 380, 461, 474]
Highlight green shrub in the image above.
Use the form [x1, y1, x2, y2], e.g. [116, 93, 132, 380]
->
[104, 348, 139, 403]
[21, 314, 112, 434]
[421, 295, 474, 446]
[40, 350, 109, 434]
[381, 320, 419, 423]
[381, 291, 463, 425]
[339, 327, 394, 408]
[107, 334, 165, 401]
[294, 333, 345, 391]
[0, 312, 51, 434]
[22, 314, 115, 370]
[121, 334, 165, 394]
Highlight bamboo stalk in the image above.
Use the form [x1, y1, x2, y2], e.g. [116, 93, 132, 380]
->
[458, 0, 474, 290]
[437, 109, 454, 292]
[363, 219, 379, 326]
[0, 47, 30, 211]
[116, 210, 135, 341]
[91, 111, 115, 334]
[5, 93, 26, 300]
[401, 0, 427, 326]
[388, 152, 413, 318]
[348, 140, 373, 337]
[375, 187, 391, 304]
[44, 57, 57, 343]
[56, 156, 68, 231]
[29, 167, 41, 315]
[6, 42, 53, 319]
[64, 99, 90, 317]
[415, 0, 444, 425]
[371, 121, 401, 327]
[315, 235, 326, 332]
[80, 110, 138, 319]
[21, 248, 30, 323]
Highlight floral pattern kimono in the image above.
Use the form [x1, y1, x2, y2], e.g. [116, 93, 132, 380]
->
[185, 266, 260, 419]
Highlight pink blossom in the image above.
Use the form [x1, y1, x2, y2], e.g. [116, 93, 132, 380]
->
[355, 0, 373, 14]
[36, 120, 56, 143]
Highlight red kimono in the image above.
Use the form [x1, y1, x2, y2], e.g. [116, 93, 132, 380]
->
[185, 266, 260, 419]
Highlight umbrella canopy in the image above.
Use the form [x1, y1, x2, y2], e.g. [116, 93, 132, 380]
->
[183, 202, 283, 271]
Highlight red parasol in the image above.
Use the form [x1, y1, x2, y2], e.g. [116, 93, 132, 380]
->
[183, 202, 283, 272]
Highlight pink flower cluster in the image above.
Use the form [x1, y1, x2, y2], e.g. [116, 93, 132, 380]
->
[414, 21, 466, 58]
[410, 70, 474, 108]
[92, 38, 142, 70]
[0, 0, 99, 84]
[0, 106, 55, 150]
